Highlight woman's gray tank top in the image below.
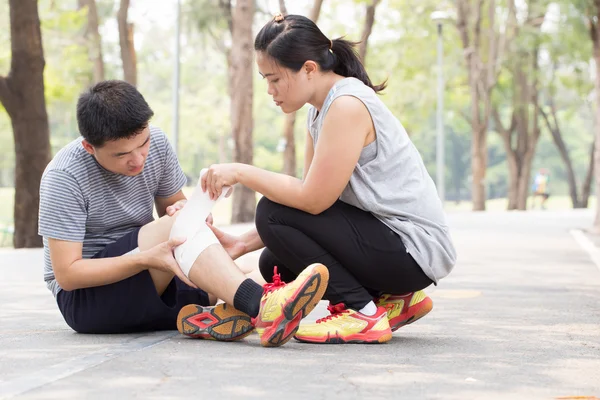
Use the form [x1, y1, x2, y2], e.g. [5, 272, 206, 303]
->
[306, 77, 457, 283]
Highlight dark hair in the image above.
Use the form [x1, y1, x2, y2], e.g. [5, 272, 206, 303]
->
[76, 80, 154, 147]
[254, 14, 386, 93]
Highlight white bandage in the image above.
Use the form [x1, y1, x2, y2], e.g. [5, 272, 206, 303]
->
[169, 168, 232, 276]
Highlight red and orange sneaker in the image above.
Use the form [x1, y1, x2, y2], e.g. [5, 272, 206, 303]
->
[177, 303, 254, 341]
[254, 264, 329, 347]
[293, 303, 392, 344]
[375, 291, 433, 332]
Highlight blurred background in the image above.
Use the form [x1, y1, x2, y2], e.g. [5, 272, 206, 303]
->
[1, 0, 599, 248]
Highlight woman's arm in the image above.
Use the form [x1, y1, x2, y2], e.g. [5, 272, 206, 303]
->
[236, 96, 372, 214]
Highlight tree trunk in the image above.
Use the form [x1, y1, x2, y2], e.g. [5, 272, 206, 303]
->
[278, 0, 288, 15]
[79, 0, 104, 84]
[505, 148, 518, 209]
[309, 0, 324, 22]
[0, 0, 52, 248]
[517, 148, 535, 210]
[591, 1, 600, 230]
[117, 0, 137, 86]
[458, 0, 489, 211]
[280, 0, 324, 177]
[581, 141, 594, 208]
[539, 105, 581, 208]
[456, 0, 513, 211]
[358, 0, 381, 62]
[230, 0, 255, 223]
[594, 53, 600, 226]
[472, 125, 487, 211]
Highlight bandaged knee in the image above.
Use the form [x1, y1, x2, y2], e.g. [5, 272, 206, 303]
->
[169, 168, 232, 276]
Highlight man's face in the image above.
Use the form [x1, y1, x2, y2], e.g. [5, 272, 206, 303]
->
[82, 127, 151, 176]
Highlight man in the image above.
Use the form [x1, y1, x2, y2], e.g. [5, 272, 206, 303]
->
[39, 80, 328, 347]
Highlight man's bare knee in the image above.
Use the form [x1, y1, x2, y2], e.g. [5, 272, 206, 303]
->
[138, 210, 181, 250]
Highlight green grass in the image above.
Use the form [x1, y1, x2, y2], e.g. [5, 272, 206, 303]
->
[0, 187, 13, 222]
[0, 187, 14, 247]
[0, 186, 596, 248]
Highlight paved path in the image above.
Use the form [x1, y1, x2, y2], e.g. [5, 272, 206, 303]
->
[0, 210, 599, 399]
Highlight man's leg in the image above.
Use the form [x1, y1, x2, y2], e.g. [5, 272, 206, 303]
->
[137, 212, 187, 295]
[187, 244, 246, 305]
[178, 241, 329, 347]
[143, 185, 328, 346]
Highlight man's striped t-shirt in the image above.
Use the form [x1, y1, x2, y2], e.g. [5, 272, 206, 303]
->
[38, 126, 186, 297]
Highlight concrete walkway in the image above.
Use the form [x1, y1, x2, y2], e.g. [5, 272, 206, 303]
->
[0, 210, 599, 399]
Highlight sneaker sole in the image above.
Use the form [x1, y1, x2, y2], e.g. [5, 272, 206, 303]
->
[259, 263, 329, 347]
[389, 296, 433, 332]
[295, 329, 393, 344]
[177, 303, 254, 341]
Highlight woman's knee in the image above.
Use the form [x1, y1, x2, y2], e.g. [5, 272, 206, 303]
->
[255, 197, 281, 237]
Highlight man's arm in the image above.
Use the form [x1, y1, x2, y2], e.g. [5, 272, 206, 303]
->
[49, 235, 192, 291]
[155, 189, 186, 218]
[49, 239, 147, 291]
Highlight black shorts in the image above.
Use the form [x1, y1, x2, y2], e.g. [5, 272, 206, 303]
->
[56, 228, 210, 334]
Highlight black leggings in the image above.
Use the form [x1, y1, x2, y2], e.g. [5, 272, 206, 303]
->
[255, 197, 433, 310]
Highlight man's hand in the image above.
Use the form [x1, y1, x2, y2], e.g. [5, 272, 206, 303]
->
[142, 237, 198, 289]
[207, 222, 247, 260]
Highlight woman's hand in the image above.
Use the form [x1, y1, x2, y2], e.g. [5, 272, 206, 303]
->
[165, 200, 213, 225]
[166, 199, 187, 216]
[207, 222, 247, 260]
[201, 164, 239, 200]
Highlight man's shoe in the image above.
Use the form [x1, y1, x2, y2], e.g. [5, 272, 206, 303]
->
[293, 303, 392, 344]
[177, 303, 254, 341]
[375, 291, 433, 332]
[254, 264, 329, 347]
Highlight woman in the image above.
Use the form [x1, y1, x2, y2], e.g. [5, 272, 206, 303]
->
[202, 13, 457, 344]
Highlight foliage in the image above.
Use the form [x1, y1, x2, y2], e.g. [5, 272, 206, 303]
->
[0, 0, 597, 210]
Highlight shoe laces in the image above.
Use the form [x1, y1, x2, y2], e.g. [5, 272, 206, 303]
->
[262, 266, 285, 294]
[316, 303, 350, 323]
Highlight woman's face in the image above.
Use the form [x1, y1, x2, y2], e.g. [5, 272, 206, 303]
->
[256, 51, 312, 114]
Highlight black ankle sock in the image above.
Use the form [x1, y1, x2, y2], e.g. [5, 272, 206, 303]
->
[233, 279, 263, 318]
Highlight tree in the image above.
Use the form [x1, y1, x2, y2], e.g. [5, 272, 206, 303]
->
[0, 0, 52, 247]
[538, 84, 594, 209]
[78, 0, 104, 85]
[455, 0, 516, 210]
[492, 4, 545, 210]
[117, 0, 137, 85]
[358, 0, 382, 62]
[278, 0, 288, 15]
[188, 0, 256, 222]
[230, 0, 256, 222]
[588, 0, 600, 230]
[280, 0, 324, 177]
[532, 1, 595, 209]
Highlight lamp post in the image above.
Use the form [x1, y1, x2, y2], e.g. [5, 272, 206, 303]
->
[431, 11, 447, 205]
[172, 0, 181, 156]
